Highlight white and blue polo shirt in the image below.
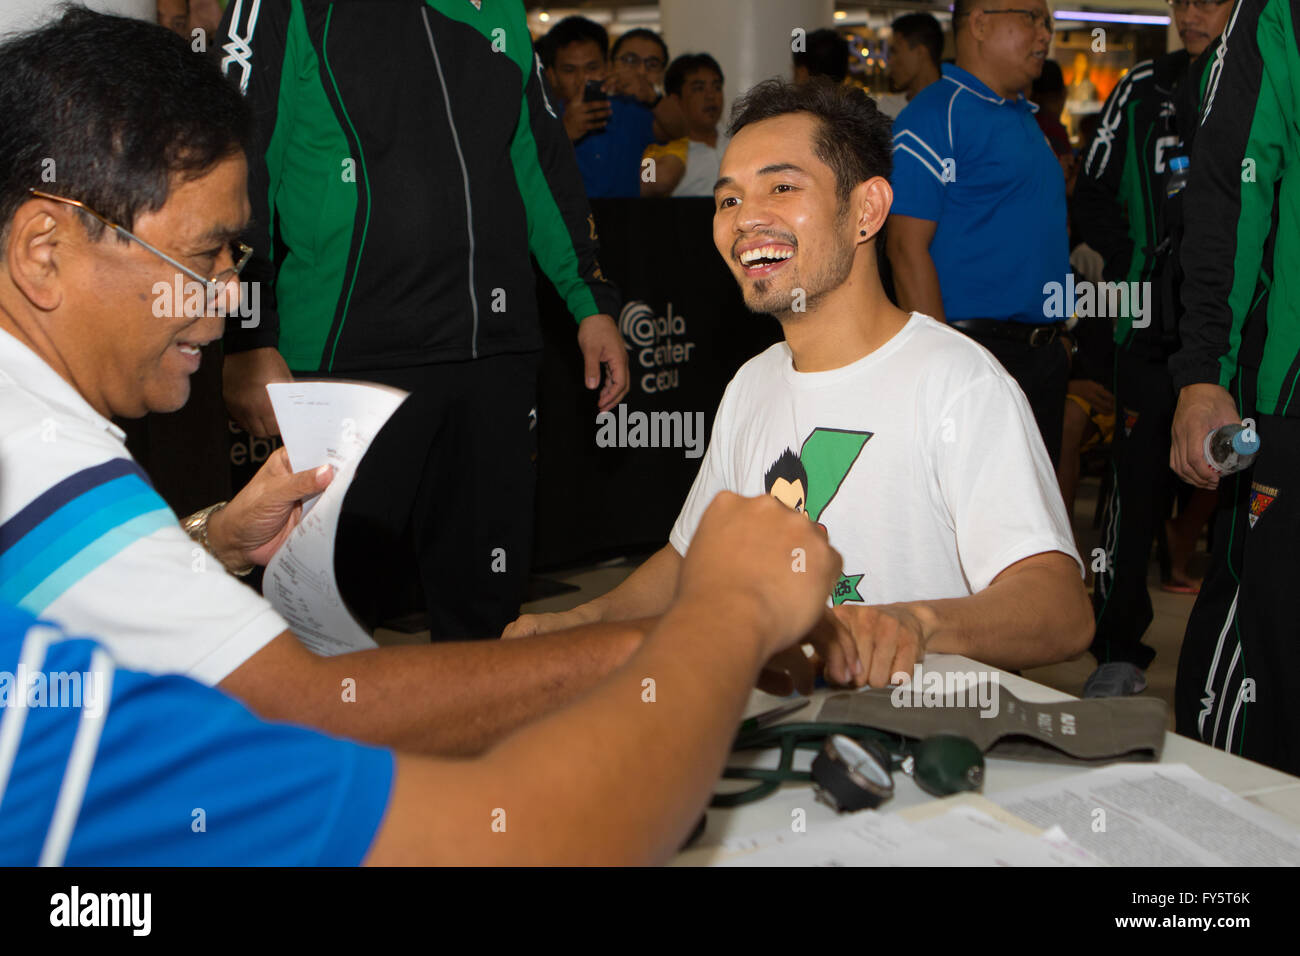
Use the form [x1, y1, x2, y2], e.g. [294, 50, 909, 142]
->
[0, 327, 286, 684]
[0, 601, 393, 865]
[890, 63, 1069, 325]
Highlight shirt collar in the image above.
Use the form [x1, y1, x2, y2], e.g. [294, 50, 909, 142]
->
[0, 325, 125, 441]
[941, 63, 1032, 110]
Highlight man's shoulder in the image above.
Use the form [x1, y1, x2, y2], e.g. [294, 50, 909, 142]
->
[894, 79, 957, 130]
[895, 74, 1000, 151]
[0, 373, 158, 537]
[0, 372, 124, 465]
[730, 341, 792, 384]
[898, 314, 1023, 398]
[1105, 59, 1159, 107]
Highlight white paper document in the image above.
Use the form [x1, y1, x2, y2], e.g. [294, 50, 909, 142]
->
[714, 796, 1101, 867]
[991, 763, 1300, 866]
[262, 381, 408, 655]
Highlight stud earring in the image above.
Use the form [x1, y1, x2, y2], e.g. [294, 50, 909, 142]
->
[860, 230, 867, 237]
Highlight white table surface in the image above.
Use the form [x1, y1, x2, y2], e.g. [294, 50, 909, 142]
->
[675, 653, 1300, 865]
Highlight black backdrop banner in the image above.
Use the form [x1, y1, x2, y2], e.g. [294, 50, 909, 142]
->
[221, 198, 780, 577]
[533, 197, 780, 570]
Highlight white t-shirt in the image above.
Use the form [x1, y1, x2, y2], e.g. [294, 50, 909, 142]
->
[0, 328, 287, 684]
[674, 137, 729, 197]
[669, 313, 1082, 606]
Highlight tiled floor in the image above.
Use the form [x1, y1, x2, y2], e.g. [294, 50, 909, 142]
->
[380, 474, 1203, 727]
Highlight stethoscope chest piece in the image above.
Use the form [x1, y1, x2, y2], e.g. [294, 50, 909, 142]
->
[811, 733, 895, 813]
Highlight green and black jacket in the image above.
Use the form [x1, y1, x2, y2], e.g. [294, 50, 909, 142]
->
[1072, 47, 1217, 351]
[1172, 0, 1299, 416]
[217, 0, 619, 372]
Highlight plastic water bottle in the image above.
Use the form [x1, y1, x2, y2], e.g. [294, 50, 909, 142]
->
[1203, 420, 1261, 474]
[1166, 155, 1191, 198]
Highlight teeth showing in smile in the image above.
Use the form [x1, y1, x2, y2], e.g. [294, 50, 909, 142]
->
[177, 343, 201, 356]
[740, 245, 794, 266]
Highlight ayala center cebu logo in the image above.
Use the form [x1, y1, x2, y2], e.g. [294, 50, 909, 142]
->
[596, 300, 705, 459]
[619, 300, 696, 395]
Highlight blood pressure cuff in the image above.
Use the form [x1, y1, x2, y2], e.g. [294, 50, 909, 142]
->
[817, 683, 1166, 765]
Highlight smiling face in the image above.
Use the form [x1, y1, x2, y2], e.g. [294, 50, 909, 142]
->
[1175, 0, 1233, 56]
[968, 0, 1052, 94]
[9, 153, 251, 418]
[83, 154, 249, 417]
[713, 113, 862, 320]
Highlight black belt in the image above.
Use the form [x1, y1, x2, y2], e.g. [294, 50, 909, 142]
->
[950, 318, 1063, 348]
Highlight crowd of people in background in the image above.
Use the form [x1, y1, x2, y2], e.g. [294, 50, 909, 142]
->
[137, 1, 1300, 737]
[0, 0, 1291, 868]
[147, 0, 1293, 748]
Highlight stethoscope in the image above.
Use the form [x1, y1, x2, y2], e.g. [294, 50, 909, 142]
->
[711, 705, 985, 812]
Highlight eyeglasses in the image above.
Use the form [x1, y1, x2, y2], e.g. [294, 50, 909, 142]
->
[979, 8, 1055, 32]
[615, 52, 665, 72]
[27, 188, 252, 296]
[1165, 0, 1231, 9]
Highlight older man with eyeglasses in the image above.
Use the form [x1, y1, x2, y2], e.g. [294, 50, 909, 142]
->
[0, 7, 654, 762]
[887, 0, 1072, 468]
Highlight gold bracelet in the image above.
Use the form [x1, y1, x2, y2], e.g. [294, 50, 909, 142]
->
[181, 501, 254, 577]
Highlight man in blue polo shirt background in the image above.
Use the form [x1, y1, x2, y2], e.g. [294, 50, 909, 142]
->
[886, 0, 1070, 466]
[542, 16, 659, 199]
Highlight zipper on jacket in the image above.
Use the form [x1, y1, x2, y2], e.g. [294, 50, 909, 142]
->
[421, 6, 480, 358]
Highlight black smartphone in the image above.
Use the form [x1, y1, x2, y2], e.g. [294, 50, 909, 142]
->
[582, 79, 608, 103]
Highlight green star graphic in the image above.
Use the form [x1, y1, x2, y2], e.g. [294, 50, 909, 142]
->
[831, 573, 864, 606]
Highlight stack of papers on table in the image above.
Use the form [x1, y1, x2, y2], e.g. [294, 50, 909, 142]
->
[989, 763, 1300, 866]
[714, 794, 1102, 867]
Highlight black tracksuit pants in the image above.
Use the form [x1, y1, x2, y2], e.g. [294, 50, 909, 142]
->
[1175, 413, 1300, 776]
[309, 351, 541, 641]
[1092, 346, 1177, 669]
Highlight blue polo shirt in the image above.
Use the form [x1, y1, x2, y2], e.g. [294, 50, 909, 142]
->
[567, 95, 656, 198]
[0, 602, 394, 866]
[891, 64, 1068, 325]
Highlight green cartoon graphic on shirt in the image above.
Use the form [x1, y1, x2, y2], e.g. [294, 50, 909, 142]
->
[763, 427, 872, 605]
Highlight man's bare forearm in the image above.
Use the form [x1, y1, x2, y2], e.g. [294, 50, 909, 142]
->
[887, 240, 945, 321]
[367, 594, 770, 865]
[582, 543, 681, 622]
[225, 620, 650, 756]
[914, 553, 1092, 669]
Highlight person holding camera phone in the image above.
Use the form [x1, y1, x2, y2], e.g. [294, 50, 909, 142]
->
[540, 16, 662, 198]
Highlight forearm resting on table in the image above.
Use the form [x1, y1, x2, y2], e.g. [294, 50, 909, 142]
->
[221, 619, 649, 756]
[914, 552, 1092, 670]
[579, 543, 682, 623]
[364, 595, 769, 865]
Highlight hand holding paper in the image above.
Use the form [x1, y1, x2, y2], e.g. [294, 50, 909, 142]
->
[210, 448, 334, 569]
[260, 381, 408, 655]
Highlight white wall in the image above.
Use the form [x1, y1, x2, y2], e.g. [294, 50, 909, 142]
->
[0, 0, 153, 36]
[660, 0, 835, 124]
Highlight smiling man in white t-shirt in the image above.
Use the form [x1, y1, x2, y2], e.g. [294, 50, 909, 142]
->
[508, 78, 1093, 686]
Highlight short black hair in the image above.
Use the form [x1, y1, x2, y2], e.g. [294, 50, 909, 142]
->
[792, 28, 850, 84]
[0, 8, 251, 244]
[540, 15, 609, 69]
[665, 53, 723, 97]
[727, 79, 892, 208]
[1033, 58, 1065, 97]
[891, 13, 943, 67]
[610, 27, 668, 65]
[764, 449, 808, 497]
